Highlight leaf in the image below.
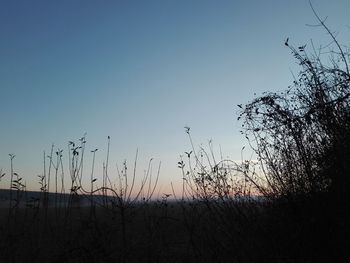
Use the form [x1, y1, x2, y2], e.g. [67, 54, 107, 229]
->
[185, 151, 193, 158]
[298, 44, 306, 52]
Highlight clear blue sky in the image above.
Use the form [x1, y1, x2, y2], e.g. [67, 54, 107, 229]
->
[1, 0, 349, 193]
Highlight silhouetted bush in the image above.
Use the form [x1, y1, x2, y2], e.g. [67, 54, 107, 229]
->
[239, 19, 350, 201]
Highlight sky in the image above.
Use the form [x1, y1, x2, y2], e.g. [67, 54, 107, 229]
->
[0, 0, 349, 195]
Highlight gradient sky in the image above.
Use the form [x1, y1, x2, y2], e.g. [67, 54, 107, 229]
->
[1, 0, 349, 194]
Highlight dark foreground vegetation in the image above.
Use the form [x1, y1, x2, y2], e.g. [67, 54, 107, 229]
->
[1, 12, 349, 263]
[0, 195, 346, 263]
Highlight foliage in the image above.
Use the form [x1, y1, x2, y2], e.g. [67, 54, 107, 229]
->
[239, 18, 350, 199]
[178, 127, 258, 201]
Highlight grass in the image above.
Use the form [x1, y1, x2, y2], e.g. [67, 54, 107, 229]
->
[0, 193, 344, 262]
[0, 135, 346, 262]
[1, 5, 348, 262]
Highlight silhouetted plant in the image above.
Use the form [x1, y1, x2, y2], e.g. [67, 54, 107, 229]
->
[0, 169, 5, 184]
[11, 172, 25, 207]
[8, 154, 15, 214]
[67, 135, 86, 209]
[177, 127, 266, 262]
[239, 13, 350, 200]
[179, 127, 256, 201]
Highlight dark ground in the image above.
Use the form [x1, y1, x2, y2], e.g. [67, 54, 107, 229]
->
[0, 192, 347, 263]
